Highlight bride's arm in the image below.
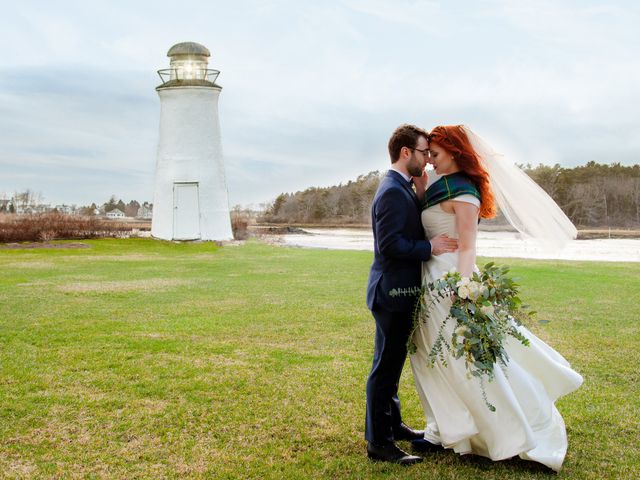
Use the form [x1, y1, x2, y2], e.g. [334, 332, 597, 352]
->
[452, 201, 479, 277]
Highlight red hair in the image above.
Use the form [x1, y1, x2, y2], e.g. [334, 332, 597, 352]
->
[429, 125, 496, 219]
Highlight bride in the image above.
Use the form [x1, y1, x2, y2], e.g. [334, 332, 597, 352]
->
[409, 125, 583, 472]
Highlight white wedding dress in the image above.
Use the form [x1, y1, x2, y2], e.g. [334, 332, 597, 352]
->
[410, 196, 583, 472]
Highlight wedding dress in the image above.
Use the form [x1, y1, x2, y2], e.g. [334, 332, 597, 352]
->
[410, 195, 584, 472]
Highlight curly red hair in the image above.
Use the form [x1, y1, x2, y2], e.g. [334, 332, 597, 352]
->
[429, 125, 496, 219]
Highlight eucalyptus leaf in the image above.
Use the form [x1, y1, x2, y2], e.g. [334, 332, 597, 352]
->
[416, 261, 534, 412]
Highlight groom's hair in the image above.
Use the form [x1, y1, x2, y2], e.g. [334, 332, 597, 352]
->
[388, 124, 428, 163]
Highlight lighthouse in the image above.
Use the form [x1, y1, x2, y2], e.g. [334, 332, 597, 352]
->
[151, 41, 233, 241]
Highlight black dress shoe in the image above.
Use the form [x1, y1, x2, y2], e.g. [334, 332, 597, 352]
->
[367, 442, 423, 465]
[411, 438, 444, 453]
[392, 423, 425, 441]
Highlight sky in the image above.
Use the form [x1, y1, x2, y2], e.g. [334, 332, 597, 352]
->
[1, 0, 639, 209]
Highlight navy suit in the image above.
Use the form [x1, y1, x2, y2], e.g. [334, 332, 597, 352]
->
[365, 170, 432, 445]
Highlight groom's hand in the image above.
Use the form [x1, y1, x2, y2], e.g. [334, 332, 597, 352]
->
[430, 234, 458, 255]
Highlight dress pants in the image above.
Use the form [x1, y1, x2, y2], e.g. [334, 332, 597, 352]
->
[365, 305, 413, 445]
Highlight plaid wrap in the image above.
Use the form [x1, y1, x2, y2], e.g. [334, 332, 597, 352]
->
[422, 172, 480, 210]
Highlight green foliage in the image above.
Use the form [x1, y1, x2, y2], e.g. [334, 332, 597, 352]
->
[401, 263, 534, 411]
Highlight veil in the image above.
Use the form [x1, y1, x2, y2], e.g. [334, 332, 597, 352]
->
[462, 126, 577, 250]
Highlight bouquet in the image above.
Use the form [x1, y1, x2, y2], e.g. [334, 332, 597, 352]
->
[392, 262, 533, 410]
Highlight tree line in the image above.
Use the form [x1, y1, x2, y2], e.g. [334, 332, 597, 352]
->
[260, 171, 381, 225]
[260, 162, 640, 228]
[0, 191, 151, 218]
[98, 196, 152, 217]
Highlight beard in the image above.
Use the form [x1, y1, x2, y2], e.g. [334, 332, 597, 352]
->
[407, 154, 424, 177]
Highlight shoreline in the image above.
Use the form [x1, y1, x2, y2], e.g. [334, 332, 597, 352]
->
[272, 228, 640, 262]
[252, 224, 640, 240]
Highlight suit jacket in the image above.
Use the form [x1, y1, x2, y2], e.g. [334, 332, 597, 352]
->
[366, 170, 432, 312]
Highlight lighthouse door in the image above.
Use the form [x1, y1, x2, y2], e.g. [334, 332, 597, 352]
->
[173, 182, 201, 240]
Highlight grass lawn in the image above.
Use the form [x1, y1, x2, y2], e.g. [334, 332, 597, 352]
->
[0, 238, 638, 479]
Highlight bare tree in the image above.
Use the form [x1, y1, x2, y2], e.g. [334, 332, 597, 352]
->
[13, 189, 43, 209]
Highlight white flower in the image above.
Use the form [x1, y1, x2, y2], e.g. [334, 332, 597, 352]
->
[456, 277, 470, 288]
[468, 281, 481, 300]
[448, 267, 457, 275]
[480, 285, 489, 297]
[455, 325, 468, 337]
[481, 304, 495, 316]
[457, 285, 470, 299]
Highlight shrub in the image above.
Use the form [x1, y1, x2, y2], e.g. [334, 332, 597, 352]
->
[230, 210, 250, 240]
[0, 213, 131, 243]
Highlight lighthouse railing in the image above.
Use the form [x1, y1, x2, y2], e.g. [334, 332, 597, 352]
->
[157, 68, 220, 85]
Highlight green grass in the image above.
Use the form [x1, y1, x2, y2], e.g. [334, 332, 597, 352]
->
[0, 238, 638, 479]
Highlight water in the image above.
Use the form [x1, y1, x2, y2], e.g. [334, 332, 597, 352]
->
[279, 228, 640, 262]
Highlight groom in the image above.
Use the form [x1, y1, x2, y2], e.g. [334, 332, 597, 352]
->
[365, 124, 457, 465]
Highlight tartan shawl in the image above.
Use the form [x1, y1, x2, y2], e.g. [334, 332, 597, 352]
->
[422, 172, 481, 210]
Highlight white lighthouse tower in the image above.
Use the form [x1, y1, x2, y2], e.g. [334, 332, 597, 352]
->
[151, 41, 233, 241]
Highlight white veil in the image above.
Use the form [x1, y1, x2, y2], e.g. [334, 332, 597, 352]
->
[462, 126, 577, 250]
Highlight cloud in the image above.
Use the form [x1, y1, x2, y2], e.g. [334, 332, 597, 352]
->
[345, 0, 443, 31]
[0, 0, 638, 207]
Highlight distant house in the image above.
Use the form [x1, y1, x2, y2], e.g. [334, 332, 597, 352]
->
[15, 205, 35, 215]
[106, 208, 126, 219]
[54, 204, 76, 215]
[137, 204, 153, 219]
[16, 203, 53, 215]
[37, 205, 53, 214]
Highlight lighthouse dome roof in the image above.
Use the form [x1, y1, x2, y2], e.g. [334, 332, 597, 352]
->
[167, 42, 210, 57]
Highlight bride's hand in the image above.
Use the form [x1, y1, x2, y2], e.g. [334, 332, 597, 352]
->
[412, 170, 428, 201]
